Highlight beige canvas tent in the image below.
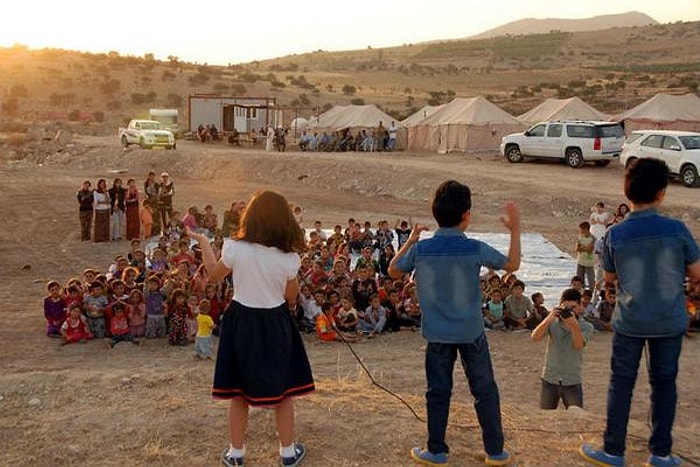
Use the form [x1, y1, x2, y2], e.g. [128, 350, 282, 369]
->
[401, 105, 445, 127]
[306, 104, 406, 149]
[518, 97, 608, 124]
[407, 97, 525, 153]
[615, 93, 700, 135]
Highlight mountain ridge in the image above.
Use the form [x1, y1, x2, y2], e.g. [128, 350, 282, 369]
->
[467, 11, 657, 40]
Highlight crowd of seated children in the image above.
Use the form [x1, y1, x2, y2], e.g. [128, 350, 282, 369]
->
[480, 273, 549, 331]
[43, 224, 238, 354]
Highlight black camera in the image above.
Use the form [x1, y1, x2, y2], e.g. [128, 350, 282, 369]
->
[559, 307, 573, 319]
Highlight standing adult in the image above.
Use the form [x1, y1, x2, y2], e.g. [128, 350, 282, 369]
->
[108, 178, 126, 241]
[387, 120, 398, 151]
[125, 178, 141, 241]
[187, 190, 314, 467]
[77, 180, 94, 241]
[266, 125, 275, 151]
[580, 158, 700, 467]
[157, 172, 174, 234]
[93, 179, 111, 243]
[143, 171, 161, 235]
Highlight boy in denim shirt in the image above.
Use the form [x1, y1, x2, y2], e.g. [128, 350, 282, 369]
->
[581, 159, 700, 467]
[389, 180, 520, 467]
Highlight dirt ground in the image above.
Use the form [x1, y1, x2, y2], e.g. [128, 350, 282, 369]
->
[1, 137, 699, 467]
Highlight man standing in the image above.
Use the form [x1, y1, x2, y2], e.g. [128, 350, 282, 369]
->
[389, 180, 520, 467]
[387, 120, 398, 151]
[580, 158, 700, 467]
[77, 180, 94, 241]
[531, 288, 594, 410]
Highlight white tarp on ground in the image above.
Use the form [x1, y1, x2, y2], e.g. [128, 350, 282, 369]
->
[517, 97, 609, 125]
[615, 93, 700, 136]
[414, 232, 575, 309]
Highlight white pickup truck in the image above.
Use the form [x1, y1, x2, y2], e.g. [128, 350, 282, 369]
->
[119, 119, 176, 149]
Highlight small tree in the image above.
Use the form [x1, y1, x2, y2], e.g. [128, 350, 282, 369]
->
[350, 98, 365, 105]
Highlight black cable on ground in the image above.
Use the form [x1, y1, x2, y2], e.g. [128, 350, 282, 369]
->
[329, 325, 700, 465]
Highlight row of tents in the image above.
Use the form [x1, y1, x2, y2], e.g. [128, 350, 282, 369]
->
[293, 93, 700, 153]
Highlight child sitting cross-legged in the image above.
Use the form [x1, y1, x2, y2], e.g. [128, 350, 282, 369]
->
[336, 295, 359, 332]
[316, 302, 359, 342]
[483, 289, 506, 331]
[358, 293, 387, 338]
[108, 302, 140, 348]
[60, 303, 92, 345]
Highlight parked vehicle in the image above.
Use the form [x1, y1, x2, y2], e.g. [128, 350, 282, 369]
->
[620, 130, 700, 187]
[118, 119, 176, 149]
[500, 121, 625, 168]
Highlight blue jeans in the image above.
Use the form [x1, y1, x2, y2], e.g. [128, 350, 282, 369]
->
[425, 334, 504, 455]
[604, 332, 683, 457]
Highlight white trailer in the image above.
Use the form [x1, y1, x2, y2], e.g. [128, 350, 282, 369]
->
[188, 95, 277, 134]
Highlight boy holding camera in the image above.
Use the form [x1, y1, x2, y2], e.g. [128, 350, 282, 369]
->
[531, 288, 594, 410]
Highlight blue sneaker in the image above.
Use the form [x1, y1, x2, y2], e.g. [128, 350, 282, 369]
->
[485, 449, 512, 466]
[645, 454, 681, 467]
[410, 447, 448, 467]
[280, 442, 306, 467]
[221, 448, 244, 466]
[579, 444, 625, 467]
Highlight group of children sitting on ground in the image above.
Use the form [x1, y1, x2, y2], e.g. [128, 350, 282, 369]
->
[45, 200, 700, 354]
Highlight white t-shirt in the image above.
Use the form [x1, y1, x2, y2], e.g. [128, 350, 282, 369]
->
[221, 240, 300, 308]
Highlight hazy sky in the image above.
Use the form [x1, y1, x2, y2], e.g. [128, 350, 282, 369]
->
[2, 0, 699, 65]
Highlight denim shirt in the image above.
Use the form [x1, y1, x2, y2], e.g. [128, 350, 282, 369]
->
[395, 228, 507, 343]
[602, 208, 700, 337]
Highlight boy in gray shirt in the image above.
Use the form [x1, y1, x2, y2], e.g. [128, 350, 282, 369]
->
[531, 288, 594, 409]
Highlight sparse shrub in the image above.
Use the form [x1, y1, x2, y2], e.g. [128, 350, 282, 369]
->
[230, 84, 247, 95]
[241, 72, 260, 83]
[342, 85, 356, 95]
[10, 84, 29, 98]
[214, 83, 230, 92]
[107, 100, 122, 110]
[68, 109, 82, 121]
[92, 111, 105, 123]
[162, 70, 176, 81]
[100, 79, 121, 95]
[1, 98, 20, 116]
[166, 93, 183, 107]
[350, 98, 365, 105]
[189, 73, 210, 86]
[271, 80, 285, 88]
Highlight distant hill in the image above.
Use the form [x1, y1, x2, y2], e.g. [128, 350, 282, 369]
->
[469, 11, 657, 40]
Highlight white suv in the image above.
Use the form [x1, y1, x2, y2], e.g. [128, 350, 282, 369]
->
[620, 130, 700, 187]
[500, 121, 625, 168]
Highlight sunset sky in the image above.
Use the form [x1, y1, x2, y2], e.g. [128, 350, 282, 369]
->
[1, 0, 699, 65]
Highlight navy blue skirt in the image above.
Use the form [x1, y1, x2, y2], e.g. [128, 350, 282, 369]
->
[212, 300, 315, 407]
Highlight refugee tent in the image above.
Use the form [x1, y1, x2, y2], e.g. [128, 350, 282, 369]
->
[407, 97, 525, 153]
[615, 93, 700, 135]
[401, 105, 445, 127]
[290, 117, 309, 129]
[518, 97, 609, 125]
[306, 104, 406, 149]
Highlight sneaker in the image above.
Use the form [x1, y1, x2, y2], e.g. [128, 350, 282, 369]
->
[579, 444, 625, 467]
[485, 450, 512, 466]
[280, 442, 306, 467]
[410, 447, 448, 467]
[645, 454, 682, 467]
[221, 448, 244, 466]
